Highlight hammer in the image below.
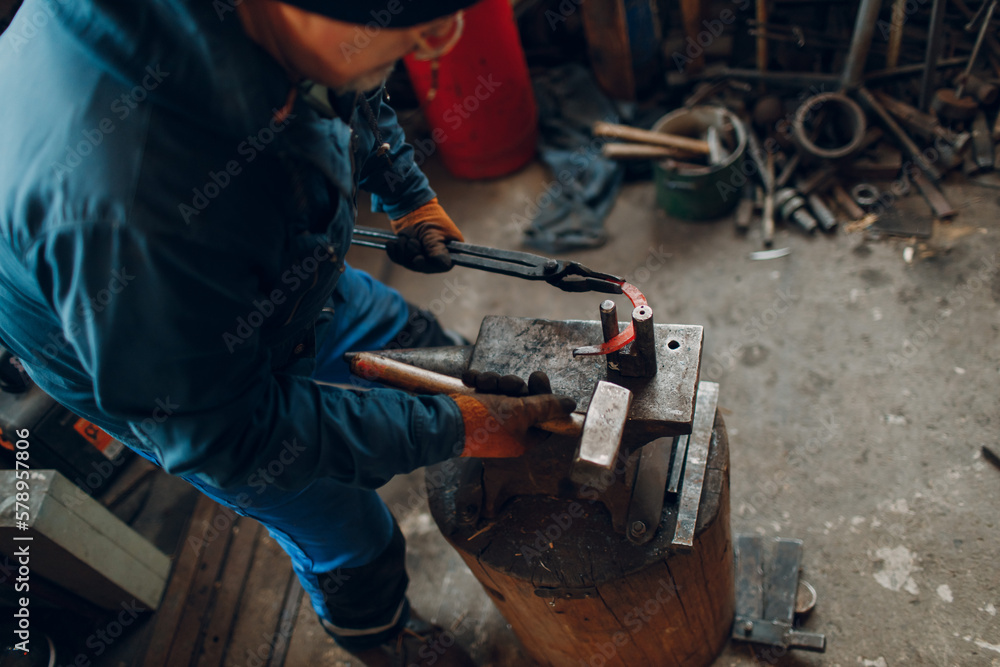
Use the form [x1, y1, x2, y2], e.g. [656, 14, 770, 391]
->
[348, 352, 632, 484]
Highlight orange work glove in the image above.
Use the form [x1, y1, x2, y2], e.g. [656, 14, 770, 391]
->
[386, 197, 464, 273]
[449, 370, 576, 458]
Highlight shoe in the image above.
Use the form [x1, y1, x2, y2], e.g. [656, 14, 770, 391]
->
[347, 611, 476, 667]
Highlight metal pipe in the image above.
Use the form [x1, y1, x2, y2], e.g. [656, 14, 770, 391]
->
[842, 0, 884, 89]
[866, 57, 967, 83]
[956, 0, 998, 98]
[919, 0, 949, 110]
[857, 86, 943, 182]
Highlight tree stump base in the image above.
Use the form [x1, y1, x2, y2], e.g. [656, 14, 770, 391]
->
[427, 413, 733, 667]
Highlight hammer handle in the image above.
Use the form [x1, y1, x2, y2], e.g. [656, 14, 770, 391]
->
[602, 143, 698, 160]
[592, 121, 712, 155]
[349, 353, 584, 437]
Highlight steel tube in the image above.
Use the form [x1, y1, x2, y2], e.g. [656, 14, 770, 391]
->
[842, 0, 884, 89]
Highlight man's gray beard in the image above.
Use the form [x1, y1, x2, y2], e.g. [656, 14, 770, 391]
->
[334, 63, 395, 95]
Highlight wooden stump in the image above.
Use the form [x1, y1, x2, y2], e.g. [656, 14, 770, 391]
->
[428, 413, 732, 667]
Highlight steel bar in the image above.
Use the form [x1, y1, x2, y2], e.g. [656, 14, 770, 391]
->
[886, 0, 907, 69]
[672, 382, 719, 549]
[956, 0, 999, 98]
[600, 300, 621, 370]
[857, 86, 943, 182]
[911, 170, 958, 218]
[919, 0, 949, 110]
[841, 0, 884, 89]
[666, 435, 689, 494]
[865, 57, 967, 83]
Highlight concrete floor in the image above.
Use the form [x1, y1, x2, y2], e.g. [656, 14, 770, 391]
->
[347, 149, 1000, 666]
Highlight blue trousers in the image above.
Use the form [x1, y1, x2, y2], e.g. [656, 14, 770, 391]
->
[171, 265, 448, 650]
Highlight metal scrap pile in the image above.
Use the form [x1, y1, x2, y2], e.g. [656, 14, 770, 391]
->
[602, 0, 1000, 248]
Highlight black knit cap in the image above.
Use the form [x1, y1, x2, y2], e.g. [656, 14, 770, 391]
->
[278, 0, 482, 28]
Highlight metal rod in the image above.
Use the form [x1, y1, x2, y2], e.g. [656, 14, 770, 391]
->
[919, 0, 949, 110]
[866, 57, 967, 83]
[857, 86, 943, 182]
[886, 0, 907, 69]
[600, 300, 621, 370]
[841, 0, 884, 89]
[957, 0, 999, 98]
[631, 305, 656, 372]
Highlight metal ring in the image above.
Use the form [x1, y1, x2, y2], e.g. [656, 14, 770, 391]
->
[851, 183, 881, 207]
[792, 92, 867, 160]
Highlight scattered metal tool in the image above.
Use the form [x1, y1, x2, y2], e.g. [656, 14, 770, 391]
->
[932, 0, 998, 120]
[857, 87, 943, 182]
[919, 0, 950, 110]
[972, 110, 995, 170]
[872, 90, 970, 151]
[851, 183, 881, 209]
[774, 187, 818, 233]
[832, 183, 867, 221]
[792, 93, 867, 160]
[983, 445, 1000, 470]
[733, 535, 826, 652]
[806, 193, 839, 232]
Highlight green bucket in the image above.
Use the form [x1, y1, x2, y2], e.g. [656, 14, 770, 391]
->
[653, 106, 748, 221]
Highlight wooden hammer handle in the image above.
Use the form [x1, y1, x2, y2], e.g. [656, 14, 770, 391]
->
[592, 121, 711, 154]
[349, 353, 584, 437]
[602, 143, 698, 160]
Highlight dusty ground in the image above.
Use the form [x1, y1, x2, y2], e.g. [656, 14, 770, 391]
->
[347, 151, 1000, 667]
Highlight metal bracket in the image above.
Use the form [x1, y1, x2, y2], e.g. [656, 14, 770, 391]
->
[733, 535, 826, 652]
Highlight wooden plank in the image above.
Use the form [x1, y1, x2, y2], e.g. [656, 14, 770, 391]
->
[0, 470, 169, 609]
[269, 578, 304, 667]
[222, 530, 294, 667]
[46, 471, 169, 575]
[580, 0, 635, 100]
[141, 495, 226, 667]
[193, 518, 262, 667]
[163, 502, 239, 667]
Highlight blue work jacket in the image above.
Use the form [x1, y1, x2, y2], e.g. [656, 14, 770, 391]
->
[0, 0, 464, 490]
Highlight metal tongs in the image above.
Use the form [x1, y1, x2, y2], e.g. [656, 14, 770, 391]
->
[352, 226, 624, 295]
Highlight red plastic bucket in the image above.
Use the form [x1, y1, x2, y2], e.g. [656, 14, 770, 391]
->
[403, 0, 538, 179]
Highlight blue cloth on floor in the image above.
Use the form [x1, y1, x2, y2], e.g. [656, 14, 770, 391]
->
[524, 64, 624, 253]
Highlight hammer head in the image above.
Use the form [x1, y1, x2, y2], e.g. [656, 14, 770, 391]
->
[569, 381, 633, 486]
